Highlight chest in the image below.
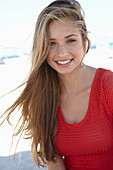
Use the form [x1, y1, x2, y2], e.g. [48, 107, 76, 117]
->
[55, 104, 113, 156]
[60, 87, 90, 124]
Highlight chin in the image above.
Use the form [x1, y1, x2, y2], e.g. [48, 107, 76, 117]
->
[57, 70, 74, 75]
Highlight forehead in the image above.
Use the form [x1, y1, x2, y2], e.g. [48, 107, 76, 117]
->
[48, 18, 80, 38]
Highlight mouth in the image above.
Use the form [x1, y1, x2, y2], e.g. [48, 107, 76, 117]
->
[56, 59, 73, 65]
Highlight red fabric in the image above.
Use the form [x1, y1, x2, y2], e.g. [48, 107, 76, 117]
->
[55, 68, 113, 170]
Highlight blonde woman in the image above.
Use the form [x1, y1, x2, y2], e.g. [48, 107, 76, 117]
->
[1, 0, 113, 169]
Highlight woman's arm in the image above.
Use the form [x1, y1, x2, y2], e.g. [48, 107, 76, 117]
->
[47, 155, 66, 170]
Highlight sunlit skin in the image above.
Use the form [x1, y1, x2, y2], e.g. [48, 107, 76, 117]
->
[47, 18, 85, 76]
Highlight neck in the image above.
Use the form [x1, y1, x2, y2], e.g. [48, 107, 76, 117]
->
[59, 64, 86, 95]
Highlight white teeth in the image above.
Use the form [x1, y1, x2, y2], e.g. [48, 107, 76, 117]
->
[57, 60, 71, 64]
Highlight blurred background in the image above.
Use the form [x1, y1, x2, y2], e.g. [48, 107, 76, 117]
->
[0, 0, 113, 59]
[0, 0, 113, 169]
[0, 0, 113, 67]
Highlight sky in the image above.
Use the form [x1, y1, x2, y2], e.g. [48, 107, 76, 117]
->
[0, 0, 113, 49]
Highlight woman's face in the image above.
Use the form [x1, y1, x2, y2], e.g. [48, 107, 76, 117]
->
[47, 18, 85, 75]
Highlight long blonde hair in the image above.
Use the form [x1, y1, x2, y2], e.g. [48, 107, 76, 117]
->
[1, 0, 90, 167]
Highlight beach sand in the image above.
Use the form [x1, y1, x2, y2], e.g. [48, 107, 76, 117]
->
[0, 48, 113, 169]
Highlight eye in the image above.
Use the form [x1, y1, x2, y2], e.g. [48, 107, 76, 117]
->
[67, 39, 76, 43]
[49, 42, 56, 46]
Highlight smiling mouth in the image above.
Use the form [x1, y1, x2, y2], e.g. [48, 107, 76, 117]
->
[56, 59, 73, 65]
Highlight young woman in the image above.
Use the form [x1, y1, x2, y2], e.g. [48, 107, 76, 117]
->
[1, 0, 113, 169]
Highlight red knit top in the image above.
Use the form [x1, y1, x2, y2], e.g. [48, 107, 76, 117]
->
[55, 68, 113, 170]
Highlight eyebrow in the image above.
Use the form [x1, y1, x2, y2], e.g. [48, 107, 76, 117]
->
[49, 34, 77, 41]
[65, 34, 77, 39]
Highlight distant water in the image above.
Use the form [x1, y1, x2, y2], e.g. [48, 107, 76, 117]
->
[0, 48, 23, 56]
[0, 40, 113, 60]
[109, 42, 113, 49]
[90, 41, 113, 49]
[0, 48, 28, 60]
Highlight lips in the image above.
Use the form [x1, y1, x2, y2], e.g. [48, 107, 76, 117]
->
[56, 59, 73, 65]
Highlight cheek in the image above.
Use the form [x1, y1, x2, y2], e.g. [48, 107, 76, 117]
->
[46, 55, 50, 64]
[72, 44, 83, 54]
[46, 53, 52, 66]
[46, 48, 51, 60]
[48, 46, 57, 56]
[46, 55, 56, 70]
[47, 47, 54, 59]
[46, 46, 56, 64]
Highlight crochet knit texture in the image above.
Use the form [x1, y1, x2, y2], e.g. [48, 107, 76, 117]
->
[55, 68, 113, 170]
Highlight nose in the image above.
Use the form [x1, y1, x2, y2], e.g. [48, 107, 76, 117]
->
[57, 44, 68, 57]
